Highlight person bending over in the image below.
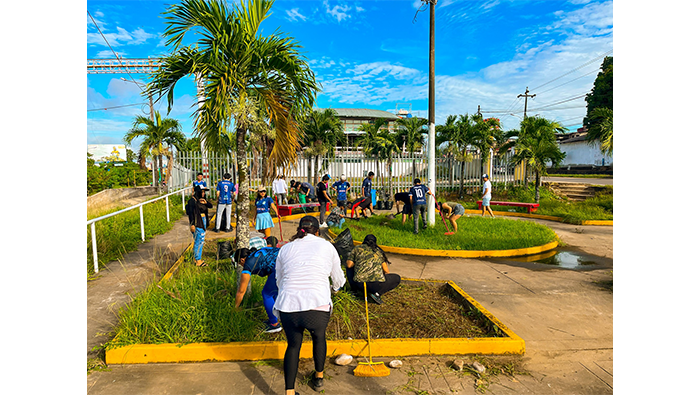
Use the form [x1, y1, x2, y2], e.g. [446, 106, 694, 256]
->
[350, 196, 373, 218]
[394, 190, 412, 225]
[233, 238, 282, 333]
[346, 234, 400, 305]
[438, 201, 465, 233]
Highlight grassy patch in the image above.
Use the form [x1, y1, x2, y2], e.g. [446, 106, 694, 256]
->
[339, 214, 558, 251]
[105, 247, 502, 348]
[87, 197, 186, 276]
[444, 184, 612, 224]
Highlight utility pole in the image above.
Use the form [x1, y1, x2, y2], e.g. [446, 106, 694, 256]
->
[518, 87, 535, 118]
[427, 0, 437, 226]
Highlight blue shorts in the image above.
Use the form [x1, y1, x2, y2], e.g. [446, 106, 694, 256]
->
[482, 197, 491, 207]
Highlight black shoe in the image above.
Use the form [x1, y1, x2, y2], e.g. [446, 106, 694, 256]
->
[311, 375, 324, 392]
[369, 292, 383, 305]
[213, 229, 220, 233]
[225, 228, 233, 233]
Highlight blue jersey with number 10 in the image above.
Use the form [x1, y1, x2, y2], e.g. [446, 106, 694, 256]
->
[409, 184, 429, 205]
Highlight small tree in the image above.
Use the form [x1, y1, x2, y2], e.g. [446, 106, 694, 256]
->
[510, 116, 566, 202]
[396, 117, 428, 179]
[585, 107, 613, 157]
[300, 108, 344, 185]
[124, 111, 185, 193]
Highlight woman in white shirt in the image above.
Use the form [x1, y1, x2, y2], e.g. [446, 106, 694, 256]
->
[274, 215, 346, 395]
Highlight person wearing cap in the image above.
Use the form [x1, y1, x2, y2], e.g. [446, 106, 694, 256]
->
[186, 185, 213, 267]
[346, 234, 401, 304]
[409, 178, 434, 234]
[317, 174, 332, 228]
[214, 173, 235, 232]
[273, 216, 346, 395]
[331, 174, 351, 214]
[272, 174, 288, 206]
[254, 185, 279, 238]
[481, 174, 495, 218]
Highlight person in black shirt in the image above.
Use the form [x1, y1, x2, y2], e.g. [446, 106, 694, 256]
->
[186, 185, 213, 267]
[317, 174, 332, 227]
[394, 191, 412, 225]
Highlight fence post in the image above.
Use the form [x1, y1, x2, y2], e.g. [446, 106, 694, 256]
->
[166, 196, 170, 222]
[91, 222, 99, 273]
[139, 205, 145, 241]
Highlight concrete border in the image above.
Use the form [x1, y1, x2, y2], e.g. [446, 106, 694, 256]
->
[105, 279, 524, 364]
[462, 209, 613, 226]
[327, 228, 559, 259]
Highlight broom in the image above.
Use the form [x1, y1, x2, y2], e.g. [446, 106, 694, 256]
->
[276, 214, 287, 248]
[353, 282, 390, 377]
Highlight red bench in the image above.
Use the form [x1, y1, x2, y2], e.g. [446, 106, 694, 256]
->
[277, 202, 330, 217]
[477, 201, 540, 214]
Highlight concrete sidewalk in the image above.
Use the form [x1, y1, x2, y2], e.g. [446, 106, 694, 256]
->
[87, 211, 613, 394]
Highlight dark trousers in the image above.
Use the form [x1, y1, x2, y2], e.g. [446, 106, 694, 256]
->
[412, 203, 427, 232]
[346, 267, 401, 296]
[279, 310, 331, 390]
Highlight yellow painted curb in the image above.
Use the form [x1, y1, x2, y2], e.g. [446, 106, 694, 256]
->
[327, 228, 559, 259]
[463, 209, 613, 226]
[105, 279, 524, 364]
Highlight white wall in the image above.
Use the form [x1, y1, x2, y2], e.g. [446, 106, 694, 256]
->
[558, 141, 613, 166]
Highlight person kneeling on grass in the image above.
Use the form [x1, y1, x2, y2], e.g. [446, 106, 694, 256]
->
[346, 234, 401, 304]
[233, 235, 282, 334]
[325, 205, 346, 228]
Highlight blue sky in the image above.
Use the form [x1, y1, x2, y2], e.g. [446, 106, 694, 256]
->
[87, 0, 613, 146]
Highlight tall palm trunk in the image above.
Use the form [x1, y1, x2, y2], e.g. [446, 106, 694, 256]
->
[157, 154, 163, 194]
[534, 170, 541, 203]
[235, 126, 250, 250]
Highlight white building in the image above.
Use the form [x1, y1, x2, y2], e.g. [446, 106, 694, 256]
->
[556, 129, 613, 167]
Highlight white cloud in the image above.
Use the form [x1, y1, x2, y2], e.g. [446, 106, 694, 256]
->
[87, 22, 158, 47]
[285, 8, 307, 22]
[324, 1, 352, 22]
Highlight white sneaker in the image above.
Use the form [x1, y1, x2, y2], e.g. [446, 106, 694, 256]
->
[320, 223, 328, 228]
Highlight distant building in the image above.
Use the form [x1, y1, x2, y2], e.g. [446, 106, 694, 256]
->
[321, 108, 400, 151]
[556, 127, 613, 167]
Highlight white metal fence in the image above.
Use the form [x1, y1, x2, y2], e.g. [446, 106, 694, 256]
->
[87, 187, 190, 273]
[167, 150, 528, 200]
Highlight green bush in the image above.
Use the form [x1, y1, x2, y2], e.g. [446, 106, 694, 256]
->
[88, 155, 152, 196]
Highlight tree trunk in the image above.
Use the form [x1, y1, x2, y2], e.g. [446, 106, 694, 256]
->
[235, 126, 250, 250]
[164, 148, 174, 190]
[306, 155, 312, 184]
[314, 155, 320, 186]
[388, 157, 393, 197]
[534, 170, 541, 203]
[157, 154, 163, 194]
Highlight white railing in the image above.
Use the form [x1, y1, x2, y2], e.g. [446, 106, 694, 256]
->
[87, 187, 191, 273]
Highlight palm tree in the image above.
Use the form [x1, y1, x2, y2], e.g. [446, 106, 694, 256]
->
[585, 107, 613, 157]
[356, 118, 388, 186]
[510, 116, 567, 202]
[374, 128, 400, 197]
[300, 108, 344, 185]
[436, 115, 459, 189]
[145, 0, 319, 249]
[396, 117, 428, 179]
[124, 111, 185, 193]
[466, 114, 502, 177]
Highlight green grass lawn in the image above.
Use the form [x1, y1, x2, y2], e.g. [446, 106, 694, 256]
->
[339, 214, 558, 251]
[451, 184, 613, 224]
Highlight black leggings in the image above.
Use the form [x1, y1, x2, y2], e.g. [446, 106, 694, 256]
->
[279, 310, 331, 390]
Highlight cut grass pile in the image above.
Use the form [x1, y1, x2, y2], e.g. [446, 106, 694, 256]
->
[339, 214, 558, 251]
[105, 245, 502, 349]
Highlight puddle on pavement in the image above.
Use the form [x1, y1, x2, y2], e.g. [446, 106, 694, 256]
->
[486, 247, 612, 271]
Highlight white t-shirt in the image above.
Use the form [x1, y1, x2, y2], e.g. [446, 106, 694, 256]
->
[273, 234, 346, 318]
[272, 179, 288, 194]
[482, 180, 492, 199]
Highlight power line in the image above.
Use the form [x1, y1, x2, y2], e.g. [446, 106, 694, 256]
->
[536, 68, 600, 96]
[87, 9, 139, 85]
[530, 49, 613, 92]
[87, 103, 145, 112]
